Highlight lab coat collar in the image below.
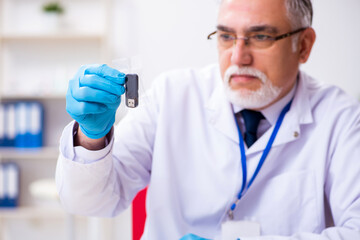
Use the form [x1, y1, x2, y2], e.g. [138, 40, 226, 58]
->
[247, 71, 314, 154]
[206, 69, 314, 152]
[261, 83, 297, 126]
[206, 70, 239, 144]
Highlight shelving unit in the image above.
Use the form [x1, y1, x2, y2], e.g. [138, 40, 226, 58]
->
[0, 147, 59, 160]
[0, 206, 67, 219]
[0, 32, 105, 40]
[0, 0, 112, 97]
[0, 0, 116, 239]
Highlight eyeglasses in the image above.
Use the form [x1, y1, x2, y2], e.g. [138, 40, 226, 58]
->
[207, 27, 307, 49]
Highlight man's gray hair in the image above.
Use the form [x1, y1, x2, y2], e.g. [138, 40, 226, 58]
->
[217, 0, 313, 28]
[285, 0, 313, 51]
[285, 0, 313, 28]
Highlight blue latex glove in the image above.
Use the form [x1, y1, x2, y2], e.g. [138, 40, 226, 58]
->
[66, 64, 126, 139]
[180, 234, 212, 240]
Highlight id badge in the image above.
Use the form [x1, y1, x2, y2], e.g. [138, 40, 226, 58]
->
[221, 220, 260, 239]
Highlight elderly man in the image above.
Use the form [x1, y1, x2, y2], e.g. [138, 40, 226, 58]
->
[57, 0, 360, 239]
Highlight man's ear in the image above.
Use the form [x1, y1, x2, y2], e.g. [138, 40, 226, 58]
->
[298, 27, 316, 64]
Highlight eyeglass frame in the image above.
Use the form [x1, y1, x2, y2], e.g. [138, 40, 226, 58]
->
[207, 27, 308, 48]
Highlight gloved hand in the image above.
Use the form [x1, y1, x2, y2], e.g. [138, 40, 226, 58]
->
[179, 233, 212, 240]
[66, 64, 126, 139]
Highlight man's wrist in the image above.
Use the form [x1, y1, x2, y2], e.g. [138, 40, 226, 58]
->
[73, 122, 112, 150]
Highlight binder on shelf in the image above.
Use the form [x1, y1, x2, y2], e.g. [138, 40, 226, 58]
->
[15, 102, 44, 148]
[28, 102, 43, 148]
[4, 104, 16, 147]
[0, 105, 4, 146]
[0, 101, 44, 148]
[0, 162, 20, 208]
[0, 165, 3, 205]
[15, 102, 27, 148]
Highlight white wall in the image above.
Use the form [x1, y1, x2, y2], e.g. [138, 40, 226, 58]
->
[112, 0, 360, 99]
[112, 0, 219, 89]
[301, 0, 360, 99]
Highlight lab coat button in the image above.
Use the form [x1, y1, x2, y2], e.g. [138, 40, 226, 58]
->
[294, 131, 299, 138]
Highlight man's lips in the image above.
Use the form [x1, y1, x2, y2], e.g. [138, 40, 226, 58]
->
[230, 74, 259, 84]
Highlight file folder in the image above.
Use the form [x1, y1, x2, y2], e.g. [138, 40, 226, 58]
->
[28, 102, 43, 148]
[15, 102, 43, 148]
[0, 104, 4, 146]
[0, 162, 20, 208]
[0, 101, 44, 148]
[15, 102, 28, 148]
[4, 104, 16, 147]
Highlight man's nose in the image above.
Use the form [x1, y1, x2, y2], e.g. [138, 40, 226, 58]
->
[230, 39, 253, 66]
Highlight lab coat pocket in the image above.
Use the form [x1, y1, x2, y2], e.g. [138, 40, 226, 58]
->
[240, 170, 320, 236]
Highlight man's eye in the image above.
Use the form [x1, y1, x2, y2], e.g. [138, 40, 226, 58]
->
[253, 34, 272, 41]
[219, 34, 234, 41]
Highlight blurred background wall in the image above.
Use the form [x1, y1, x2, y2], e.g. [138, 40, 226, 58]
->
[114, 0, 360, 98]
[0, 0, 358, 240]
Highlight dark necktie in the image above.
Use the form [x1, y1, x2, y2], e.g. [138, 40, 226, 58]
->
[240, 109, 265, 148]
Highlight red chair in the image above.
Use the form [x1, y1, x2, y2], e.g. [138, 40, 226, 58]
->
[132, 188, 147, 240]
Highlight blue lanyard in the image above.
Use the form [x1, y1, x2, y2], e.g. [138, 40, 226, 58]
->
[228, 100, 293, 220]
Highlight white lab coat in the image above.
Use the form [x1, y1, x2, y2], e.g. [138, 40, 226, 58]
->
[56, 64, 360, 240]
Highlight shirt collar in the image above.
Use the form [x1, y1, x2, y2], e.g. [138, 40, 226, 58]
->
[233, 81, 298, 126]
